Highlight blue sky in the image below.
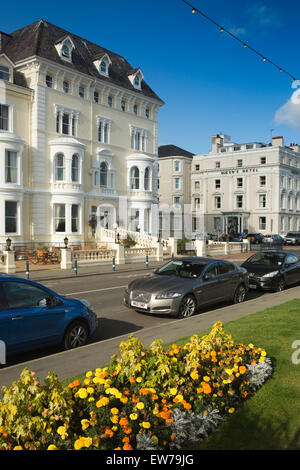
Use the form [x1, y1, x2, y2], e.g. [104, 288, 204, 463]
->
[1, 0, 300, 154]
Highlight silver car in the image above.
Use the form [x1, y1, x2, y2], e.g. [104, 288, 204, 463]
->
[124, 257, 249, 318]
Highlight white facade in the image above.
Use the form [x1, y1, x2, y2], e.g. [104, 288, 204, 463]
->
[192, 134, 300, 236]
[0, 21, 164, 246]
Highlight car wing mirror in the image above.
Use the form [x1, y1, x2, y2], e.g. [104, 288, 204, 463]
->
[203, 273, 214, 281]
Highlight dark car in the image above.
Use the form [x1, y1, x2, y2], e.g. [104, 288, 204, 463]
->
[262, 234, 284, 246]
[0, 274, 98, 359]
[241, 251, 300, 292]
[246, 233, 264, 244]
[124, 257, 249, 318]
[284, 232, 300, 246]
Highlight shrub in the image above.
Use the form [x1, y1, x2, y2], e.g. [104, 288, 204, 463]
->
[0, 322, 272, 450]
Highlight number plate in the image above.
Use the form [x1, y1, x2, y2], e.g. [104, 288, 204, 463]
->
[131, 300, 148, 309]
[249, 284, 257, 289]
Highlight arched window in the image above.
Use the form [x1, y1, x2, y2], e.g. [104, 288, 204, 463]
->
[100, 60, 107, 74]
[144, 167, 151, 190]
[55, 154, 65, 181]
[72, 154, 79, 182]
[130, 166, 140, 189]
[100, 161, 108, 187]
[61, 44, 70, 58]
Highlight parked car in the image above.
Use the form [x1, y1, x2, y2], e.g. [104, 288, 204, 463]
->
[241, 250, 300, 292]
[284, 232, 300, 245]
[262, 234, 284, 245]
[230, 233, 247, 242]
[246, 233, 264, 244]
[124, 257, 249, 318]
[0, 274, 98, 358]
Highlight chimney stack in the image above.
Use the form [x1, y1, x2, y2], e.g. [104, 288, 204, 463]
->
[272, 136, 284, 147]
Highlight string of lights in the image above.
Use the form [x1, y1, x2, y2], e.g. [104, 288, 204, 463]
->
[181, 0, 297, 82]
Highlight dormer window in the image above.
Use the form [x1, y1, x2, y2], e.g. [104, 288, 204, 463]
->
[100, 60, 107, 75]
[0, 65, 10, 81]
[62, 44, 70, 58]
[94, 53, 112, 77]
[55, 36, 75, 63]
[128, 68, 144, 90]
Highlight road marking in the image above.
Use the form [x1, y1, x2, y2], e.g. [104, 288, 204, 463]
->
[63, 285, 127, 296]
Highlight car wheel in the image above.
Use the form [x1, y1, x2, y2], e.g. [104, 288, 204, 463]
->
[274, 278, 285, 293]
[233, 284, 246, 304]
[63, 320, 89, 350]
[176, 295, 196, 318]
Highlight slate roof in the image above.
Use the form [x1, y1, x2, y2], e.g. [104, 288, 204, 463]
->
[1, 19, 164, 103]
[158, 145, 194, 158]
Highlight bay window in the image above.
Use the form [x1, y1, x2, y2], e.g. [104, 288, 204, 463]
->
[5, 150, 18, 183]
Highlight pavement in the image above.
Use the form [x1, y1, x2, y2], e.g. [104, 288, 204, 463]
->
[13, 251, 254, 282]
[1, 248, 300, 388]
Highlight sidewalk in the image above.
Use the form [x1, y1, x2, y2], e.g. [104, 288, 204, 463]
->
[12, 251, 255, 282]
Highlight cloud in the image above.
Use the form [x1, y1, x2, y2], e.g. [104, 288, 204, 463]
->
[274, 91, 300, 129]
[246, 4, 281, 28]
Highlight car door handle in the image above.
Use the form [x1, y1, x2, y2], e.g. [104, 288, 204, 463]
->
[12, 315, 23, 321]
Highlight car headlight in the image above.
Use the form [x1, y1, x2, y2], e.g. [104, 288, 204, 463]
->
[261, 271, 279, 278]
[155, 292, 182, 299]
[81, 299, 91, 308]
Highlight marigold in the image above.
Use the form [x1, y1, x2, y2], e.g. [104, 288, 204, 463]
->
[111, 407, 119, 415]
[136, 402, 145, 410]
[239, 366, 247, 374]
[119, 417, 129, 426]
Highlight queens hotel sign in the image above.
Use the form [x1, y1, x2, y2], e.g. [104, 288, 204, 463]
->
[220, 167, 258, 175]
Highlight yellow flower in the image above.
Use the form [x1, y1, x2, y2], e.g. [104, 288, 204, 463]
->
[130, 413, 138, 420]
[84, 437, 93, 448]
[203, 376, 210, 382]
[228, 408, 235, 414]
[120, 396, 128, 404]
[111, 415, 119, 424]
[261, 350, 267, 357]
[136, 402, 145, 410]
[259, 356, 265, 362]
[112, 426, 118, 432]
[169, 388, 177, 395]
[78, 388, 88, 399]
[74, 437, 86, 450]
[111, 407, 119, 415]
[57, 425, 68, 440]
[47, 445, 58, 450]
[175, 394, 183, 402]
[141, 422, 151, 429]
[86, 387, 94, 394]
[248, 343, 254, 348]
[96, 396, 109, 408]
[136, 377, 143, 383]
[13, 446, 23, 450]
[190, 371, 199, 380]
[81, 419, 90, 431]
[86, 371, 93, 377]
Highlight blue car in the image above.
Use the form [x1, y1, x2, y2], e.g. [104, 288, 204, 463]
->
[0, 274, 98, 358]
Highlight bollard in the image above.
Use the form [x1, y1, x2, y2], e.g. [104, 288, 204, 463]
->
[146, 253, 149, 269]
[74, 259, 78, 276]
[112, 256, 116, 271]
[26, 260, 30, 279]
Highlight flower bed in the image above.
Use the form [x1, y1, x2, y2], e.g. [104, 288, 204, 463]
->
[0, 322, 272, 450]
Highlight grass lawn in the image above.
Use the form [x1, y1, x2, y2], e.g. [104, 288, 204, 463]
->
[63, 299, 300, 450]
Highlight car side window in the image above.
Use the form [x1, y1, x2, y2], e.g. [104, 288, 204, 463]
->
[218, 262, 235, 274]
[204, 264, 218, 278]
[285, 255, 298, 265]
[0, 284, 8, 310]
[3, 281, 52, 309]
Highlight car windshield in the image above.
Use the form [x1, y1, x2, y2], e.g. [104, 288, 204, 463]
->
[246, 252, 286, 266]
[155, 261, 207, 278]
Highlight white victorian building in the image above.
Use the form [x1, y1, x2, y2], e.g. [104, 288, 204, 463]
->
[0, 20, 164, 247]
[192, 134, 300, 237]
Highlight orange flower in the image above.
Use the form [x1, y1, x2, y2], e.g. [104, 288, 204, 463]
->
[105, 428, 114, 438]
[183, 401, 192, 410]
[123, 443, 133, 450]
[202, 383, 212, 394]
[239, 366, 247, 374]
[119, 417, 129, 427]
[139, 388, 149, 396]
[122, 436, 130, 443]
[152, 394, 158, 400]
[129, 377, 136, 383]
[123, 426, 132, 435]
[73, 380, 80, 387]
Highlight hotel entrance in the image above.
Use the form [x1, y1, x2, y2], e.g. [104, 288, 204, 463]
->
[222, 212, 248, 234]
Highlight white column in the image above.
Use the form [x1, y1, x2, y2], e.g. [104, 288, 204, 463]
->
[60, 248, 72, 269]
[195, 240, 206, 257]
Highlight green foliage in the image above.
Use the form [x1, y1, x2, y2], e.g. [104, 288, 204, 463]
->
[121, 234, 137, 248]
